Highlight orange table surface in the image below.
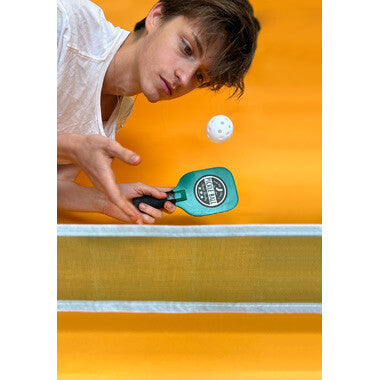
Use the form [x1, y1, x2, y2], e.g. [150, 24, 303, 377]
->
[57, 0, 321, 225]
[58, 312, 321, 379]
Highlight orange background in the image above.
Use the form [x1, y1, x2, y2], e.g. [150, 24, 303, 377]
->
[58, 312, 321, 379]
[57, 0, 321, 225]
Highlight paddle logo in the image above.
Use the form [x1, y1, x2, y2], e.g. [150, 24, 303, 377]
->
[194, 175, 227, 207]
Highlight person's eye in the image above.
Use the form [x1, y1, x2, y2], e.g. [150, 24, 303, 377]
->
[183, 40, 192, 56]
[196, 72, 205, 84]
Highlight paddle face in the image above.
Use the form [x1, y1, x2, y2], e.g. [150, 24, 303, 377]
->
[173, 167, 238, 216]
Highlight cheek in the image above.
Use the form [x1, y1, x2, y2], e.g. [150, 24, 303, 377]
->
[140, 36, 162, 70]
[159, 46, 178, 68]
[144, 46, 173, 72]
[157, 35, 182, 68]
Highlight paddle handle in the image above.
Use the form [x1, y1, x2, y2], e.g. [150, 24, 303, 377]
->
[133, 190, 176, 210]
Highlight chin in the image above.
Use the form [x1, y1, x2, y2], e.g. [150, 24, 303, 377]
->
[143, 89, 161, 103]
[146, 96, 160, 103]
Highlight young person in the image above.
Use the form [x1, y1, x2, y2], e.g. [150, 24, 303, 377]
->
[57, 0, 260, 224]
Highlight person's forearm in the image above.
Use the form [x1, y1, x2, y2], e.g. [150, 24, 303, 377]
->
[58, 180, 105, 213]
[57, 133, 83, 164]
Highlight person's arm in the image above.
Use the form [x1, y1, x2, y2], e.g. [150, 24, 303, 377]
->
[57, 180, 176, 223]
[57, 180, 105, 214]
[57, 133, 144, 224]
[57, 163, 82, 181]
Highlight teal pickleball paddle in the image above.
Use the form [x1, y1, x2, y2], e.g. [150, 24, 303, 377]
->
[133, 167, 239, 216]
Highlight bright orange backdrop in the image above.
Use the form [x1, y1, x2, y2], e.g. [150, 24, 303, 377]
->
[58, 312, 321, 379]
[57, 0, 321, 225]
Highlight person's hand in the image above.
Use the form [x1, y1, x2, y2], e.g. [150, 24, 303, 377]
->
[101, 183, 176, 223]
[58, 133, 144, 224]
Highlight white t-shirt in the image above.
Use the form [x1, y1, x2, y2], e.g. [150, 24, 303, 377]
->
[57, 0, 134, 139]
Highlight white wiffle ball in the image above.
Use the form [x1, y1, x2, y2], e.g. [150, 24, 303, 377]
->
[206, 115, 233, 143]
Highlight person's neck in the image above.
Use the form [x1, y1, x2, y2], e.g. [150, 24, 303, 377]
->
[102, 33, 142, 97]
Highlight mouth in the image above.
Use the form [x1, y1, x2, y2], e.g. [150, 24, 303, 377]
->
[160, 76, 172, 96]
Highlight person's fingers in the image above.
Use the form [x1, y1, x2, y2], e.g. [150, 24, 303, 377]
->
[97, 171, 143, 224]
[107, 140, 141, 166]
[115, 196, 144, 224]
[142, 212, 155, 224]
[138, 203, 163, 219]
[134, 183, 168, 199]
[86, 156, 133, 213]
[133, 184, 175, 215]
[155, 186, 174, 193]
[163, 201, 176, 214]
[152, 187, 175, 214]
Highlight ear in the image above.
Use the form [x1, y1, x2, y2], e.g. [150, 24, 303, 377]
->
[145, 2, 164, 33]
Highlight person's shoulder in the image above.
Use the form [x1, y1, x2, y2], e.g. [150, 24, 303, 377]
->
[58, 0, 105, 23]
[58, 0, 128, 61]
[58, 0, 114, 55]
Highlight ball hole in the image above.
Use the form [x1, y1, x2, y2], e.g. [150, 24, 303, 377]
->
[218, 129, 222, 133]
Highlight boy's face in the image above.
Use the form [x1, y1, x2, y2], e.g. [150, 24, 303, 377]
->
[135, 4, 221, 103]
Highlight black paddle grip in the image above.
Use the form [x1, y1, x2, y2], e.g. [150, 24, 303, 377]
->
[133, 190, 176, 210]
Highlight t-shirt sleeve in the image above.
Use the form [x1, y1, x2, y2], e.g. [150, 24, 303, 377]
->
[57, 0, 123, 60]
[57, 0, 70, 63]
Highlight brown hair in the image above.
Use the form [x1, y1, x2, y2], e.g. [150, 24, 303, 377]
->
[134, 0, 260, 98]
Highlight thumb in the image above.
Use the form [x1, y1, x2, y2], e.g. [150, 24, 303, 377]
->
[107, 140, 141, 166]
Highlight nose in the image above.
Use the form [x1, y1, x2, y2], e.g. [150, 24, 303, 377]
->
[175, 62, 198, 89]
